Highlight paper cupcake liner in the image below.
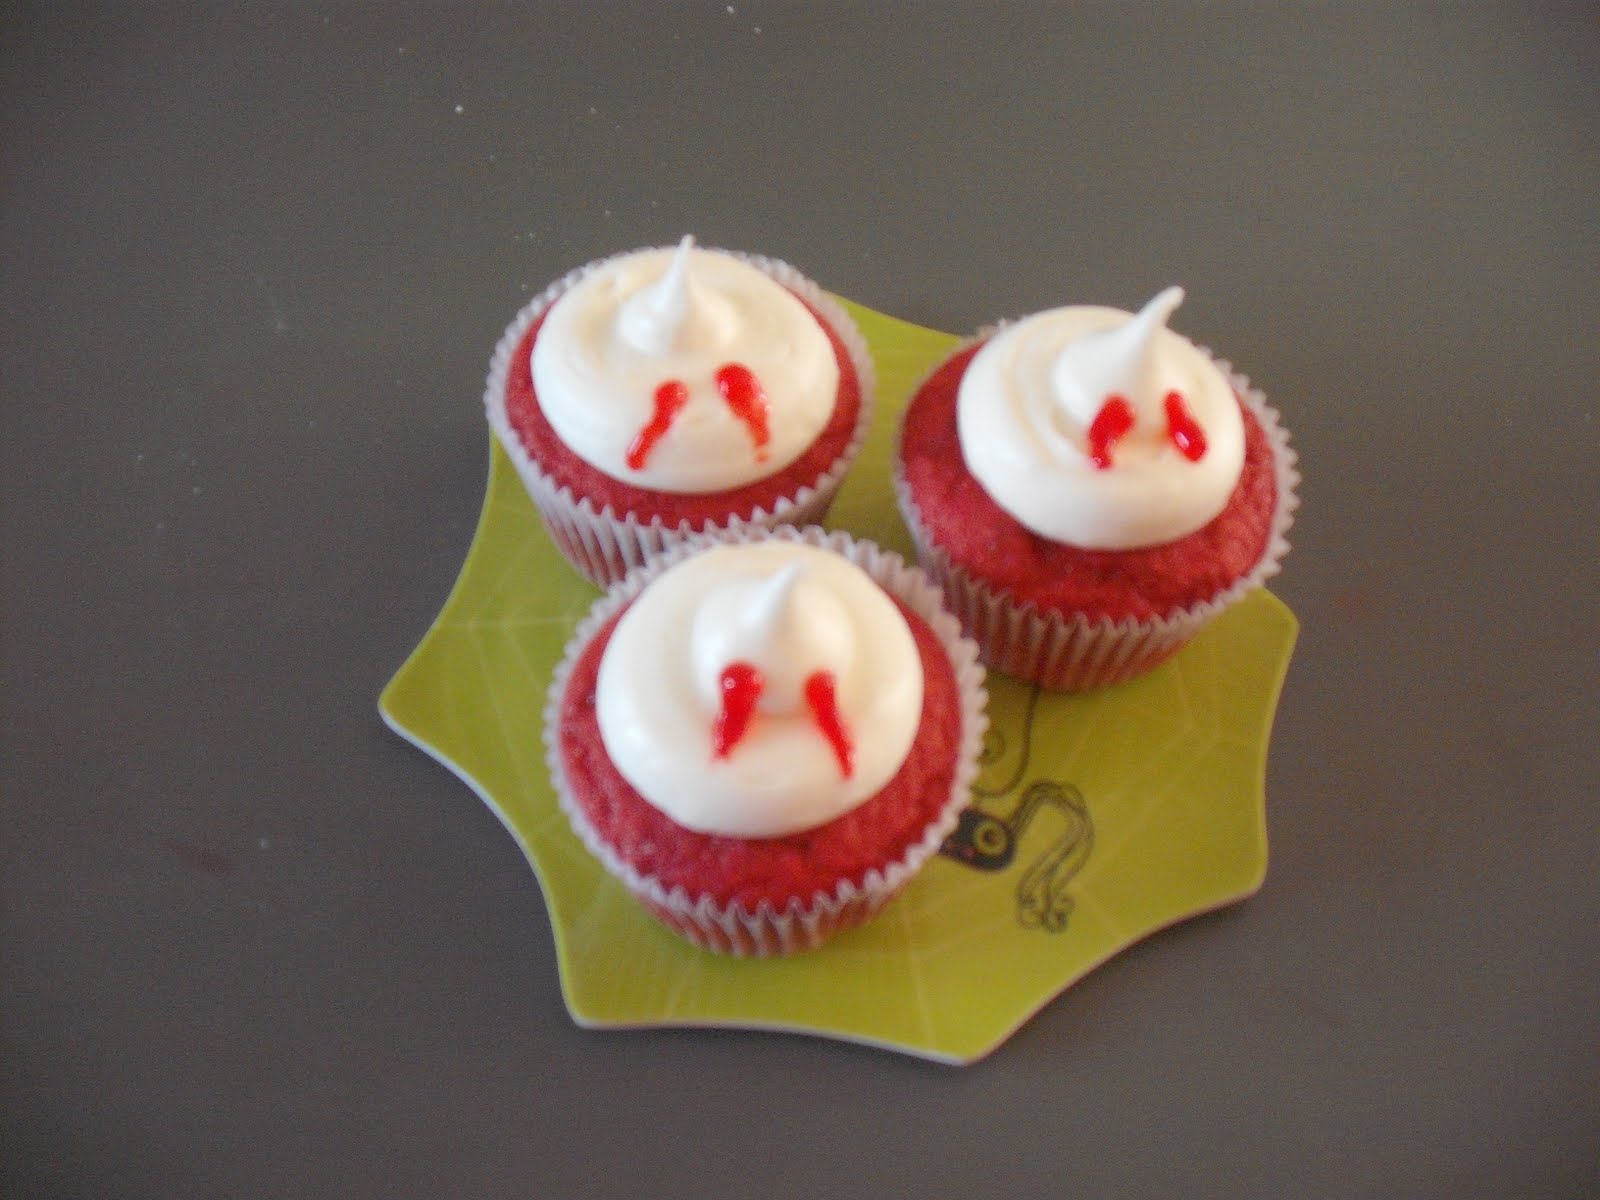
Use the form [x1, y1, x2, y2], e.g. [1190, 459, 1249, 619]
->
[542, 524, 989, 956]
[484, 247, 877, 588]
[894, 341, 1299, 691]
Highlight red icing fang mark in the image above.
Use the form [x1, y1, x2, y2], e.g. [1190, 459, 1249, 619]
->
[1087, 395, 1136, 470]
[712, 662, 764, 759]
[802, 671, 854, 778]
[1164, 391, 1207, 461]
[626, 380, 690, 471]
[714, 363, 771, 461]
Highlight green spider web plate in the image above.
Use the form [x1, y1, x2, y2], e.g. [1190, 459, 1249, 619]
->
[380, 300, 1298, 1065]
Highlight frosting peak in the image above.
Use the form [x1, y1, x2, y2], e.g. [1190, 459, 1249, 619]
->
[690, 561, 856, 716]
[596, 543, 923, 838]
[616, 234, 701, 355]
[956, 289, 1246, 550]
[1051, 286, 1185, 427]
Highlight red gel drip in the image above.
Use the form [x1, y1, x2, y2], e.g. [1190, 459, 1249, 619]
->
[714, 363, 771, 461]
[1164, 391, 1207, 461]
[626, 379, 690, 471]
[712, 661, 764, 759]
[1087, 395, 1136, 470]
[802, 671, 854, 778]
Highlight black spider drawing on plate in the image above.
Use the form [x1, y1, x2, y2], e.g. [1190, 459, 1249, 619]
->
[939, 684, 1095, 933]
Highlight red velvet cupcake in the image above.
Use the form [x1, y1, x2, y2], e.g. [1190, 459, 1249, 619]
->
[486, 239, 873, 587]
[543, 526, 987, 956]
[896, 288, 1297, 690]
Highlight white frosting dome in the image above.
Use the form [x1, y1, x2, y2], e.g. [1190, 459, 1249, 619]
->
[595, 542, 924, 838]
[531, 238, 840, 494]
[956, 288, 1246, 549]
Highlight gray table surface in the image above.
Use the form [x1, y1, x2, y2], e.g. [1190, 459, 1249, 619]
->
[4, 4, 1596, 1197]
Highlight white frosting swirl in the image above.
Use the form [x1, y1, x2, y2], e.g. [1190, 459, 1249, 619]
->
[531, 238, 840, 493]
[595, 542, 924, 838]
[956, 288, 1245, 549]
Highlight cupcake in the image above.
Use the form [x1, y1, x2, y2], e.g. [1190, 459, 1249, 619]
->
[544, 526, 987, 956]
[896, 287, 1297, 690]
[485, 237, 874, 587]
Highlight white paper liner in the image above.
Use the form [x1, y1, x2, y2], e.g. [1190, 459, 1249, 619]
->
[893, 333, 1299, 691]
[542, 525, 989, 956]
[484, 247, 877, 588]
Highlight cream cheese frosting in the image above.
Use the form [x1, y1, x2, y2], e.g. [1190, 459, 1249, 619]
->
[530, 237, 840, 494]
[956, 288, 1245, 550]
[595, 542, 924, 838]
